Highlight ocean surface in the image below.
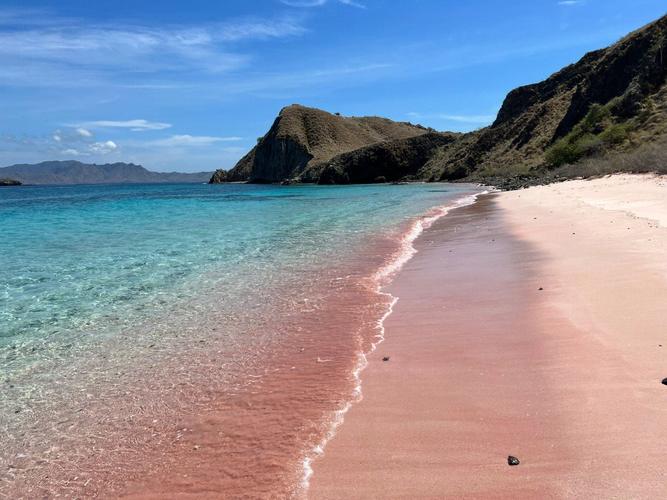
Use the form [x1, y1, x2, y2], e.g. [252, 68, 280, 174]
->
[0, 182, 480, 497]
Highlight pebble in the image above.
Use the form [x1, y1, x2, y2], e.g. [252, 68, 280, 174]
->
[507, 455, 520, 466]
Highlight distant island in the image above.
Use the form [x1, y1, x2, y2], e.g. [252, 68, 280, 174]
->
[0, 161, 213, 185]
[0, 178, 22, 186]
[211, 14, 667, 188]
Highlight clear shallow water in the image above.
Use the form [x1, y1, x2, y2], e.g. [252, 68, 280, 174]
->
[0, 182, 478, 497]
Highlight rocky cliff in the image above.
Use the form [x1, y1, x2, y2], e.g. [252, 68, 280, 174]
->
[211, 14, 667, 186]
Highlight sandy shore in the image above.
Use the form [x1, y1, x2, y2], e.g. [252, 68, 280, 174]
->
[309, 174, 667, 498]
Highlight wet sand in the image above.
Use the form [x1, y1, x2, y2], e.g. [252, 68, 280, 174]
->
[309, 175, 667, 498]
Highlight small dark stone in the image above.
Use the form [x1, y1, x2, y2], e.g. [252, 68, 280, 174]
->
[538, 287, 543, 291]
[507, 455, 520, 466]
[661, 378, 667, 385]
[382, 356, 390, 362]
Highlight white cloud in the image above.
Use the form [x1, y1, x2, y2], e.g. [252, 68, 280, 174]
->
[53, 133, 62, 142]
[280, 0, 365, 8]
[89, 140, 118, 154]
[61, 148, 80, 156]
[558, 0, 584, 5]
[76, 127, 92, 137]
[337, 0, 366, 8]
[78, 119, 172, 131]
[150, 135, 243, 147]
[0, 12, 306, 87]
[280, 0, 327, 6]
[407, 112, 496, 124]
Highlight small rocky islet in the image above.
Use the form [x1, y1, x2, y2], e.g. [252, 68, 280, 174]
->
[0, 178, 22, 186]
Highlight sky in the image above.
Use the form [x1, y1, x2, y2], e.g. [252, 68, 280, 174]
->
[0, 0, 665, 172]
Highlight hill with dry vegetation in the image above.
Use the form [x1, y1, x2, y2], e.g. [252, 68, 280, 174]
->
[211, 14, 667, 188]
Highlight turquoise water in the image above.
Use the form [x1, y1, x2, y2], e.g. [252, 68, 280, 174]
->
[0, 181, 478, 496]
[1, 182, 474, 345]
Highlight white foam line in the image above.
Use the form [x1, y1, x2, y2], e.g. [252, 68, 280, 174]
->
[298, 189, 489, 496]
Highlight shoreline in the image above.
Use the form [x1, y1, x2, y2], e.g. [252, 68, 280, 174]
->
[309, 174, 667, 498]
[299, 189, 487, 493]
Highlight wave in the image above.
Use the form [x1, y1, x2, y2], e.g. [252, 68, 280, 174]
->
[298, 189, 488, 495]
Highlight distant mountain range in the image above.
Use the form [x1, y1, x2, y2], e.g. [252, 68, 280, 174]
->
[211, 14, 667, 188]
[0, 161, 213, 185]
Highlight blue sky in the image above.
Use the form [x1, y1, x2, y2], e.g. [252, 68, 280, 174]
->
[0, 0, 665, 172]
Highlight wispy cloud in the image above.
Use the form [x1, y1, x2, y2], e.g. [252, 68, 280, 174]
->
[280, 0, 366, 8]
[558, 0, 584, 5]
[76, 119, 173, 131]
[338, 0, 367, 8]
[0, 10, 306, 87]
[280, 0, 327, 6]
[407, 112, 496, 124]
[149, 135, 243, 147]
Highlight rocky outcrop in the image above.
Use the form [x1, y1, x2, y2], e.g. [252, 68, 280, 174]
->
[208, 169, 228, 184]
[0, 178, 21, 186]
[211, 105, 430, 183]
[318, 133, 459, 184]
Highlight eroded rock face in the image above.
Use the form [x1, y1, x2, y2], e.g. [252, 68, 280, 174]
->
[208, 170, 227, 184]
[318, 133, 459, 184]
[251, 133, 313, 183]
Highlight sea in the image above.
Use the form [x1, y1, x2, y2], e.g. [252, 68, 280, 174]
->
[0, 182, 482, 497]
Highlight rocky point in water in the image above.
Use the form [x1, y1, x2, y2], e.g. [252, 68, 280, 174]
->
[0, 178, 22, 186]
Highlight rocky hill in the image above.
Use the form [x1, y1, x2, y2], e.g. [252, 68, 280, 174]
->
[1, 161, 213, 185]
[211, 14, 667, 186]
[425, 13, 667, 183]
[214, 104, 431, 183]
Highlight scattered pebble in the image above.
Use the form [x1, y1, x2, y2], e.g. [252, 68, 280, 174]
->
[538, 287, 543, 291]
[382, 356, 390, 362]
[507, 456, 520, 466]
[661, 378, 667, 386]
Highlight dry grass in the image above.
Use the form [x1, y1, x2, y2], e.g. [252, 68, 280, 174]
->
[554, 136, 667, 178]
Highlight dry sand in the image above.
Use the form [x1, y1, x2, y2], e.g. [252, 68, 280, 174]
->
[309, 174, 667, 499]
